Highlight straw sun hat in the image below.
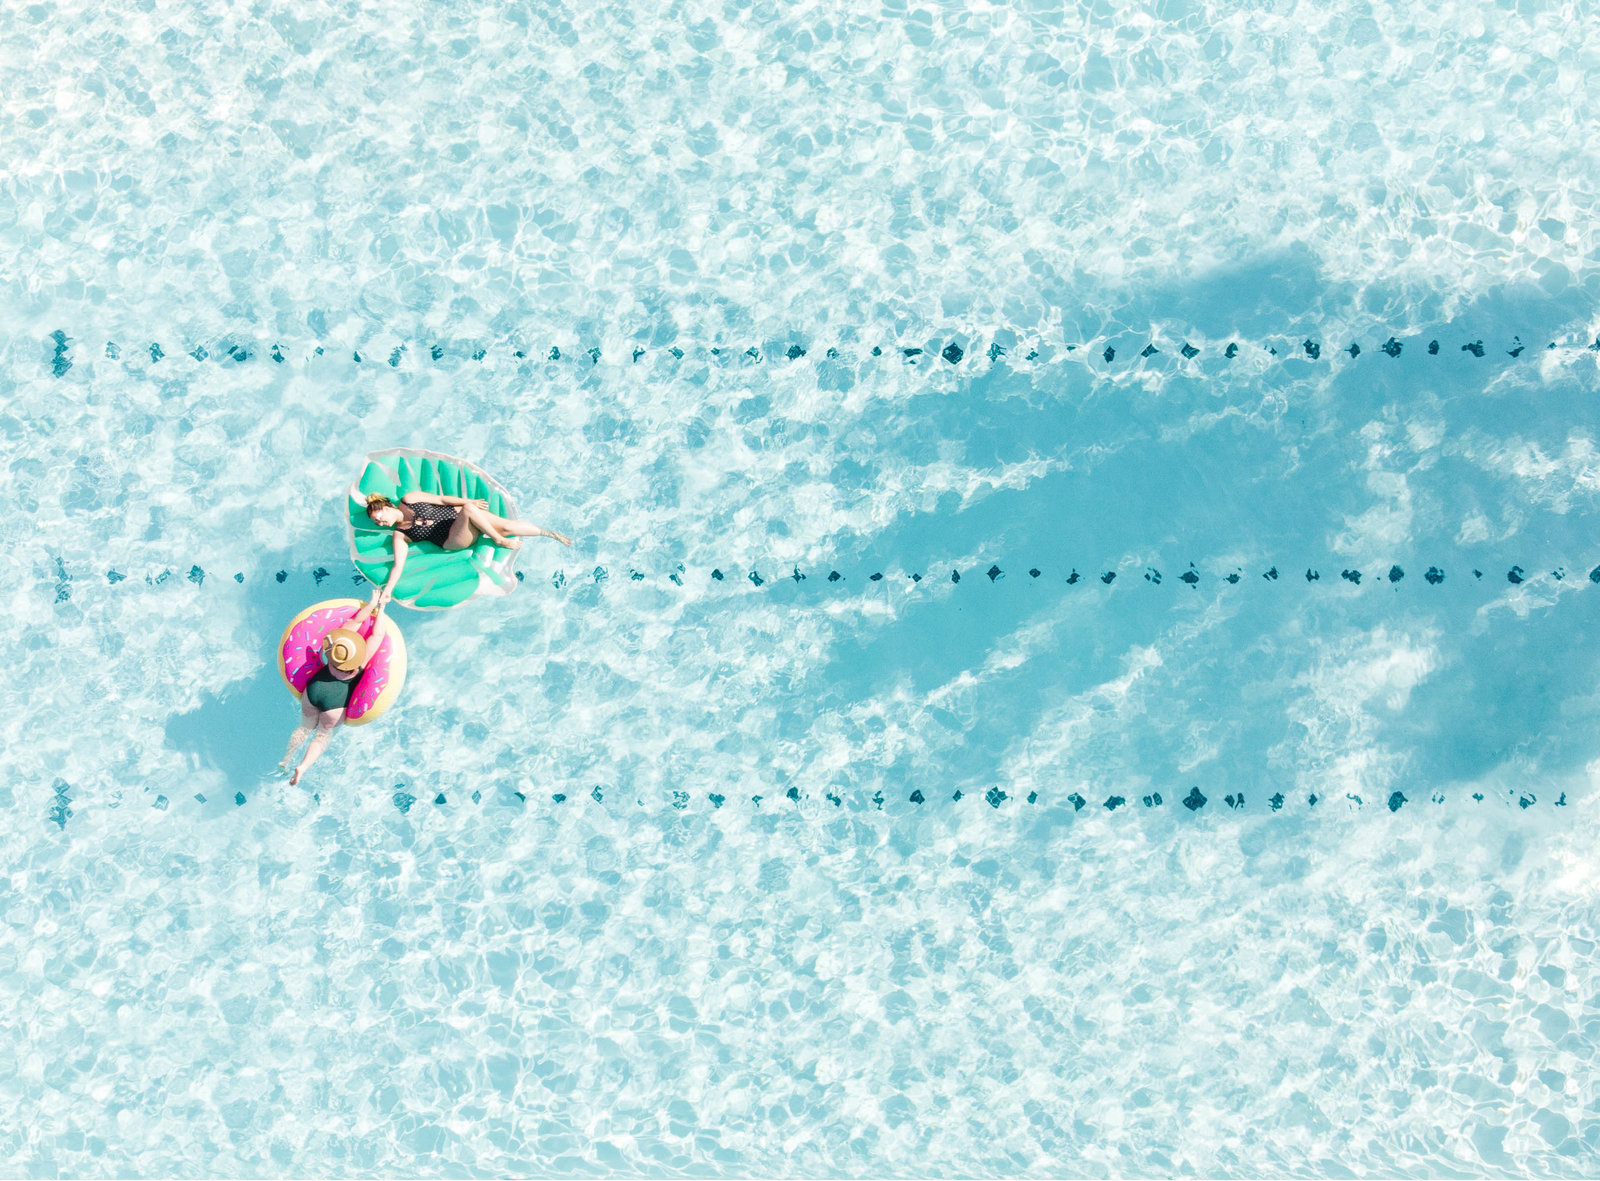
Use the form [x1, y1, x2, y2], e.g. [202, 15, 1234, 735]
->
[322, 628, 367, 672]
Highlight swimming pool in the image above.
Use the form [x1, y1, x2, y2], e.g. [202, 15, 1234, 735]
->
[4, 0, 1600, 1175]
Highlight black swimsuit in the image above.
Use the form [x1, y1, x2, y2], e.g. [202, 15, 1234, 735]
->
[400, 501, 459, 545]
[305, 664, 361, 711]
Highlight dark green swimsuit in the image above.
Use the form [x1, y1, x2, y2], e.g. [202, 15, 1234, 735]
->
[305, 665, 361, 712]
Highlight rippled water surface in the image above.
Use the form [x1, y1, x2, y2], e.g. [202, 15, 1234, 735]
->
[4, 0, 1600, 1176]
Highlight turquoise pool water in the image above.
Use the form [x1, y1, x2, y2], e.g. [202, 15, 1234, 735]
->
[4, 0, 1600, 1175]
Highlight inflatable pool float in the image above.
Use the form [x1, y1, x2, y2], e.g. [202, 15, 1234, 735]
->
[277, 598, 407, 725]
[347, 447, 520, 610]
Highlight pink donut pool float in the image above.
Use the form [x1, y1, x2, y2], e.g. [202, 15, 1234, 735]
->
[277, 599, 407, 725]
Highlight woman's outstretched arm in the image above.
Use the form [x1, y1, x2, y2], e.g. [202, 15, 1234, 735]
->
[358, 601, 387, 669]
[380, 533, 409, 602]
[402, 490, 478, 508]
[350, 588, 383, 631]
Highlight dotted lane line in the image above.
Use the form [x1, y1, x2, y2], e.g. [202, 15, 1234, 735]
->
[43, 558, 1600, 601]
[35, 328, 1599, 377]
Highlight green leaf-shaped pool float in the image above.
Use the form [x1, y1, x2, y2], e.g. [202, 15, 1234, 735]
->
[347, 448, 521, 610]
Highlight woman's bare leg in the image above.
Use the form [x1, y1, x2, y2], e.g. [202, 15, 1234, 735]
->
[473, 508, 571, 547]
[291, 709, 345, 786]
[461, 503, 515, 547]
[281, 700, 320, 771]
[442, 509, 479, 552]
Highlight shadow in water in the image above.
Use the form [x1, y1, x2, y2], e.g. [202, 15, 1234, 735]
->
[165, 661, 294, 792]
[778, 264, 1600, 802]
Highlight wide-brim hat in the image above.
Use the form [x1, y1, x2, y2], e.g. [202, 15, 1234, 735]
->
[323, 628, 367, 672]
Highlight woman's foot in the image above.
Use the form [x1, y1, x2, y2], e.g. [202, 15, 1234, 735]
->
[275, 760, 293, 778]
[497, 536, 521, 551]
[290, 767, 303, 787]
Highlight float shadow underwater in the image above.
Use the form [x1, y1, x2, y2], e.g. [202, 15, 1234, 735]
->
[164, 655, 290, 797]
